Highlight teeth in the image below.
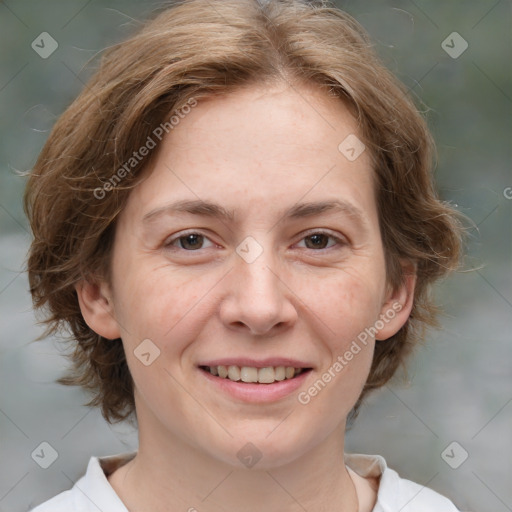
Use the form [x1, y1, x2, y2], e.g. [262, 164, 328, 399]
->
[228, 365, 241, 381]
[274, 366, 286, 381]
[257, 367, 275, 384]
[205, 365, 306, 384]
[240, 366, 258, 383]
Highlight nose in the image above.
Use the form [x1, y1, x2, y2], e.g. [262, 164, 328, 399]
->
[219, 251, 298, 337]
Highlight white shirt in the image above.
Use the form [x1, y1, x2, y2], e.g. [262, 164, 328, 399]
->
[30, 452, 461, 511]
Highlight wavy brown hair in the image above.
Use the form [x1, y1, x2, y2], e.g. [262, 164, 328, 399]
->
[24, 0, 463, 423]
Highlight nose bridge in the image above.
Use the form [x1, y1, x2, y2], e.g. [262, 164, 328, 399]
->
[220, 235, 297, 335]
[237, 239, 282, 307]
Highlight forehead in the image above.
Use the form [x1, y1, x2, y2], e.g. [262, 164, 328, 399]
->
[122, 82, 377, 227]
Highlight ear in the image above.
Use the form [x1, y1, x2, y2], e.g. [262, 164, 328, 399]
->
[375, 261, 417, 341]
[75, 279, 121, 340]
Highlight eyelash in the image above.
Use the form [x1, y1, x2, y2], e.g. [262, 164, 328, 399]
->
[164, 229, 347, 252]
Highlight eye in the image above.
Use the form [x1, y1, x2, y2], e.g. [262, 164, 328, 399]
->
[164, 230, 345, 252]
[296, 231, 345, 250]
[165, 231, 215, 251]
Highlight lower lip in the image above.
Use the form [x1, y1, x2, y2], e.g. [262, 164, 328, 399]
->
[199, 368, 312, 403]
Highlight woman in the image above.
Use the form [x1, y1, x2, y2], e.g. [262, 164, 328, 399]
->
[26, 1, 463, 510]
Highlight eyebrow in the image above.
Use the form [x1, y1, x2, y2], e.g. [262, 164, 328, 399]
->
[142, 198, 368, 230]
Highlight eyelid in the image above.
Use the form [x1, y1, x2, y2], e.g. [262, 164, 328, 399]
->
[164, 229, 217, 249]
[162, 228, 348, 251]
[294, 229, 348, 249]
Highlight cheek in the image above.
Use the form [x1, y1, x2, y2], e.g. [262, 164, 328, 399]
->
[112, 263, 216, 349]
[303, 267, 385, 347]
[295, 275, 381, 418]
[112, 270, 212, 403]
[296, 264, 385, 401]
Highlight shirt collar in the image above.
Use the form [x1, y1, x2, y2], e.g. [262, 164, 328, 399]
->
[83, 451, 400, 512]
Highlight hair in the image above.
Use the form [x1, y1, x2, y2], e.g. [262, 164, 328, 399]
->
[24, 0, 463, 423]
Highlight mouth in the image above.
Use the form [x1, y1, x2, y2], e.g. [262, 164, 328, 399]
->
[199, 365, 312, 384]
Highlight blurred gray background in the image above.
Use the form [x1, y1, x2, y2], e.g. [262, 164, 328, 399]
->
[0, 1, 511, 511]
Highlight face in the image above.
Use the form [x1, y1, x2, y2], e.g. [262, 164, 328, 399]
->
[78, 82, 414, 469]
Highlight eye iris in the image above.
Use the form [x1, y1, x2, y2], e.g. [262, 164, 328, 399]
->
[305, 234, 329, 249]
[176, 234, 333, 250]
[180, 233, 203, 250]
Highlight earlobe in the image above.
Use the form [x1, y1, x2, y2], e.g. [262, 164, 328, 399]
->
[375, 262, 417, 341]
[75, 279, 121, 340]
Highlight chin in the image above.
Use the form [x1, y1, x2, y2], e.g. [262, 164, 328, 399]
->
[200, 425, 319, 471]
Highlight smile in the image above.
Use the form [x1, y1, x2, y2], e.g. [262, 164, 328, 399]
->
[200, 365, 310, 384]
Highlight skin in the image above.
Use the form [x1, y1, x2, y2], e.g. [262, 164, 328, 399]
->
[76, 81, 416, 512]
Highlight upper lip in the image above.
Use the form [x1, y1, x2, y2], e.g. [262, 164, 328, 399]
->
[199, 358, 313, 369]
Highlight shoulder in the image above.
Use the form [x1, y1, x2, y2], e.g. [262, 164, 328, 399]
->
[30, 453, 135, 512]
[379, 467, 461, 511]
[345, 453, 461, 512]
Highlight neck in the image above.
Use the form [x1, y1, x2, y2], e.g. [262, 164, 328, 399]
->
[109, 418, 359, 512]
